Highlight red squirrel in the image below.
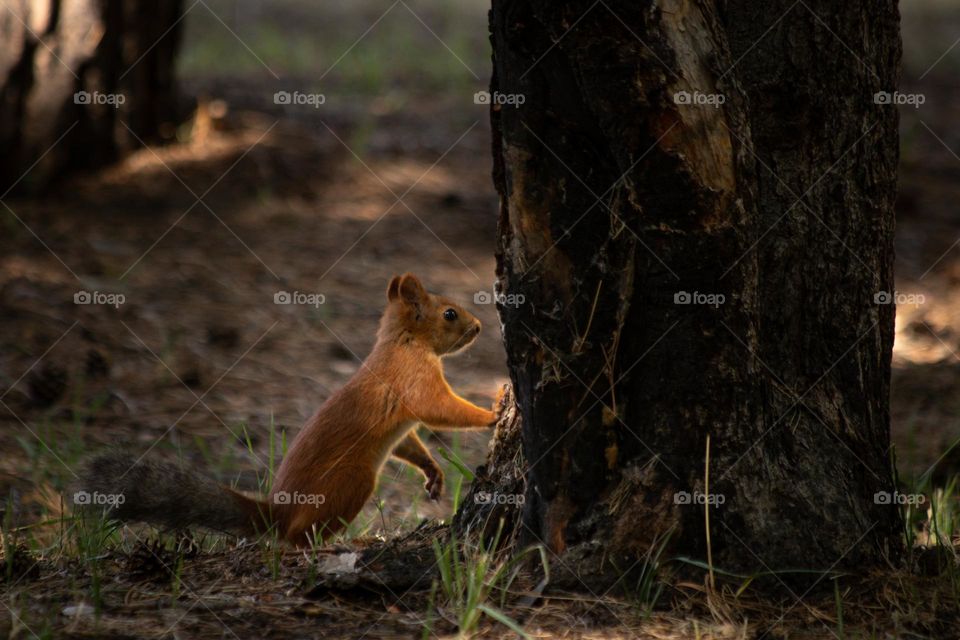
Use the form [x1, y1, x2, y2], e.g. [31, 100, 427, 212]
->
[79, 274, 501, 546]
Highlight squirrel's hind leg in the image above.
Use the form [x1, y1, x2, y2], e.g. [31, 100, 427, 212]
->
[280, 470, 374, 546]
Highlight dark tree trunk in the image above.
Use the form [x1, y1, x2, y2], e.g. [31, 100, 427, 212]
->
[460, 0, 903, 585]
[0, 0, 183, 194]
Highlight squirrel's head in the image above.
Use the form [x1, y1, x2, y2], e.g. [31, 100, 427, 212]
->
[380, 273, 482, 356]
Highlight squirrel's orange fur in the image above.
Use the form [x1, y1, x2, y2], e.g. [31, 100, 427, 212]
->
[77, 274, 499, 546]
[269, 273, 498, 544]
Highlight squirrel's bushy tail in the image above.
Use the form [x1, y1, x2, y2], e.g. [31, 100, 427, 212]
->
[75, 452, 270, 537]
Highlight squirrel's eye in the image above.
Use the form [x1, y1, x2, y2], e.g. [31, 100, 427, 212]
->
[443, 308, 458, 322]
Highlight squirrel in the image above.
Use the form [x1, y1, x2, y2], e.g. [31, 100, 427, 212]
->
[78, 273, 501, 546]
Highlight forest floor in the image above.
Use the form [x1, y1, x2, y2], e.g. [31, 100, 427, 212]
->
[3, 1, 960, 638]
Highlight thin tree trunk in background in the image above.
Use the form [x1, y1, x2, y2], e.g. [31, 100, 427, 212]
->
[0, 0, 183, 194]
[459, 0, 903, 586]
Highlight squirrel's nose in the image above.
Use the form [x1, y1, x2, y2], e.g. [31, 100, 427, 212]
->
[473, 321, 481, 335]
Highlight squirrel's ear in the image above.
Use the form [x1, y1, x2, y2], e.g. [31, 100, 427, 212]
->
[387, 275, 402, 302]
[398, 273, 427, 305]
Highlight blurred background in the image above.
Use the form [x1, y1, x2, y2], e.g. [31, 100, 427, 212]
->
[890, 0, 960, 485]
[0, 0, 957, 539]
[0, 0, 502, 538]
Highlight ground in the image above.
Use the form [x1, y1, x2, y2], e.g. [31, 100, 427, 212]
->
[2, 1, 960, 638]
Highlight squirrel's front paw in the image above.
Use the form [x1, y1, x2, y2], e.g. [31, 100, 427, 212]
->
[424, 466, 444, 501]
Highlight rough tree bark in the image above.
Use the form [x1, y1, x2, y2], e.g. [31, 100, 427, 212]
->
[458, 0, 903, 586]
[0, 0, 183, 194]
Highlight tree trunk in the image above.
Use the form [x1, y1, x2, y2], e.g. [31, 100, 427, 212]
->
[462, 0, 903, 585]
[0, 0, 183, 194]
